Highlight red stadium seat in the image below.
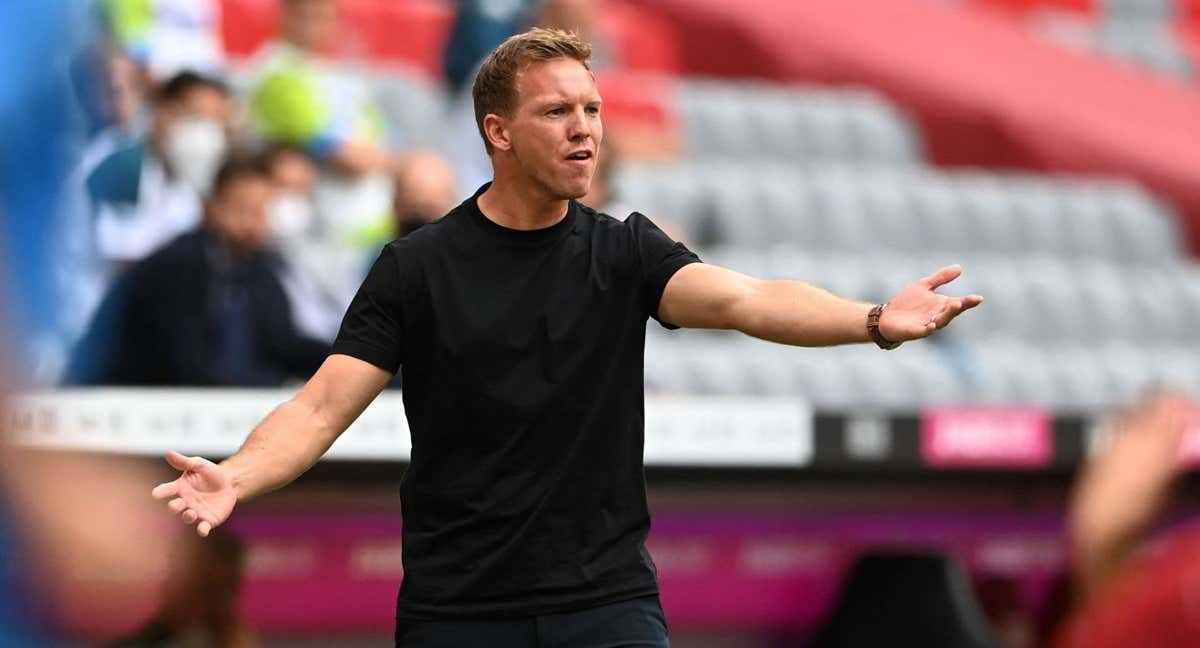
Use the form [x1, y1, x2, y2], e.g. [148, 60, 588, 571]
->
[219, 0, 279, 58]
[969, 0, 1096, 18]
[600, 2, 683, 74]
[338, 0, 452, 76]
[220, 0, 452, 76]
[596, 70, 678, 129]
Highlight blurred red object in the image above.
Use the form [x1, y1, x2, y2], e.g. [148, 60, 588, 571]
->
[1053, 527, 1200, 648]
[601, 2, 682, 74]
[220, 0, 681, 78]
[220, 0, 452, 76]
[969, 0, 1096, 19]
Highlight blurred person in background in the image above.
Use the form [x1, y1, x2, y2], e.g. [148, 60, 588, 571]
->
[53, 46, 154, 378]
[109, 528, 257, 648]
[89, 70, 234, 268]
[392, 151, 459, 239]
[153, 28, 982, 648]
[245, 0, 451, 312]
[101, 0, 226, 82]
[58, 70, 235, 379]
[263, 144, 347, 341]
[66, 154, 329, 387]
[1052, 394, 1199, 648]
[443, 0, 539, 95]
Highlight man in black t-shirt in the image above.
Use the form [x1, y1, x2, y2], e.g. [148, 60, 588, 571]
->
[152, 28, 983, 647]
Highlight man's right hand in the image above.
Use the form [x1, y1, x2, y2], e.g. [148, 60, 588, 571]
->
[151, 450, 237, 537]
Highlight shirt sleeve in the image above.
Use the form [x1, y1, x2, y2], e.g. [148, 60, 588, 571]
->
[330, 246, 405, 373]
[627, 212, 701, 329]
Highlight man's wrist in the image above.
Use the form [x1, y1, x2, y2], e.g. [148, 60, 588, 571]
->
[220, 458, 249, 502]
[867, 303, 902, 350]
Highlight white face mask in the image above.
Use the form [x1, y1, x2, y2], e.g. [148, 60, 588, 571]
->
[163, 116, 227, 196]
[269, 191, 315, 241]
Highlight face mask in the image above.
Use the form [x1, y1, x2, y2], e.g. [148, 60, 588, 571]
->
[270, 192, 315, 240]
[164, 116, 227, 195]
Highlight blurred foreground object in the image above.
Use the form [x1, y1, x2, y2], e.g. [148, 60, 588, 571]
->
[812, 551, 998, 648]
[1054, 395, 1197, 647]
[108, 528, 257, 648]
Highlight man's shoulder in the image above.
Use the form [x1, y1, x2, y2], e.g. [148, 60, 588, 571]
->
[577, 202, 634, 232]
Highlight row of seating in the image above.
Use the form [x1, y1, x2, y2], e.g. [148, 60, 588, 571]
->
[695, 247, 1200, 344]
[645, 332, 1200, 411]
[616, 162, 1182, 263]
[978, 0, 1200, 78]
[677, 80, 923, 163]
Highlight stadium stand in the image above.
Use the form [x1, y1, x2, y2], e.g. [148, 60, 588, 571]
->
[72, 0, 1191, 413]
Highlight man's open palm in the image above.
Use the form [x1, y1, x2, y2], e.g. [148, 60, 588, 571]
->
[878, 264, 983, 343]
[151, 450, 236, 537]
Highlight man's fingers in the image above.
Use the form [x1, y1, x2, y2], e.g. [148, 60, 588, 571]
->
[164, 450, 192, 472]
[197, 521, 213, 537]
[167, 498, 187, 514]
[181, 509, 199, 524]
[921, 265, 963, 290]
[151, 481, 179, 500]
[961, 294, 984, 309]
[190, 456, 221, 480]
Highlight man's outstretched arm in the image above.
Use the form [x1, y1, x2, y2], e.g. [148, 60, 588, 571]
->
[152, 354, 392, 535]
[658, 263, 983, 346]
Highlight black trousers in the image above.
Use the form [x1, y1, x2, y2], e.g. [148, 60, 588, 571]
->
[394, 595, 670, 648]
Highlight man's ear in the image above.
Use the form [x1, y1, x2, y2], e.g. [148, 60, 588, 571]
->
[483, 113, 511, 152]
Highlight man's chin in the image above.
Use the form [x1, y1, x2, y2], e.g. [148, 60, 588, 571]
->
[558, 178, 591, 201]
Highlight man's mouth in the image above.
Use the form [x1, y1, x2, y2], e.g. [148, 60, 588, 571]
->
[565, 150, 593, 161]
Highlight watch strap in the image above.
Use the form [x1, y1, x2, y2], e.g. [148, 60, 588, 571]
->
[867, 303, 902, 350]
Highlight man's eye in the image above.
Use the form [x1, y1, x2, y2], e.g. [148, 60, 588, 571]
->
[547, 108, 565, 116]
[586, 106, 600, 115]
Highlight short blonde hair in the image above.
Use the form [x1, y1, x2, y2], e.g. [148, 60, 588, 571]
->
[472, 27, 593, 155]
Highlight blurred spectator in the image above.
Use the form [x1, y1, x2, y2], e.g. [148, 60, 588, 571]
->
[109, 529, 257, 648]
[262, 145, 346, 340]
[264, 145, 319, 244]
[65, 154, 329, 386]
[245, 0, 443, 310]
[393, 152, 459, 238]
[55, 47, 155, 361]
[246, 0, 402, 179]
[89, 71, 233, 267]
[443, 0, 539, 95]
[1052, 395, 1197, 648]
[102, 0, 226, 82]
[538, 0, 613, 67]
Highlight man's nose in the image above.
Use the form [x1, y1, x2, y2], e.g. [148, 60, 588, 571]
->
[567, 107, 591, 140]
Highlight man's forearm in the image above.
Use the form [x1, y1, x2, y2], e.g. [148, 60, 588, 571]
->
[736, 280, 874, 347]
[220, 396, 341, 502]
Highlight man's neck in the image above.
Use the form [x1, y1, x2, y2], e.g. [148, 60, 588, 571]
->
[477, 175, 570, 231]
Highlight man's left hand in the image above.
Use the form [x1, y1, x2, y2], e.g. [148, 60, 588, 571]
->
[878, 265, 983, 343]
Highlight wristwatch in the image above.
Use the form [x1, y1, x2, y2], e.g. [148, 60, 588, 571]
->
[867, 303, 902, 350]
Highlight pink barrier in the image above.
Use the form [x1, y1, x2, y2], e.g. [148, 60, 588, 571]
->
[62, 510, 1070, 637]
[222, 511, 1068, 634]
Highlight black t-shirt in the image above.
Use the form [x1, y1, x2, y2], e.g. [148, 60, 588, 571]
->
[331, 185, 700, 620]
